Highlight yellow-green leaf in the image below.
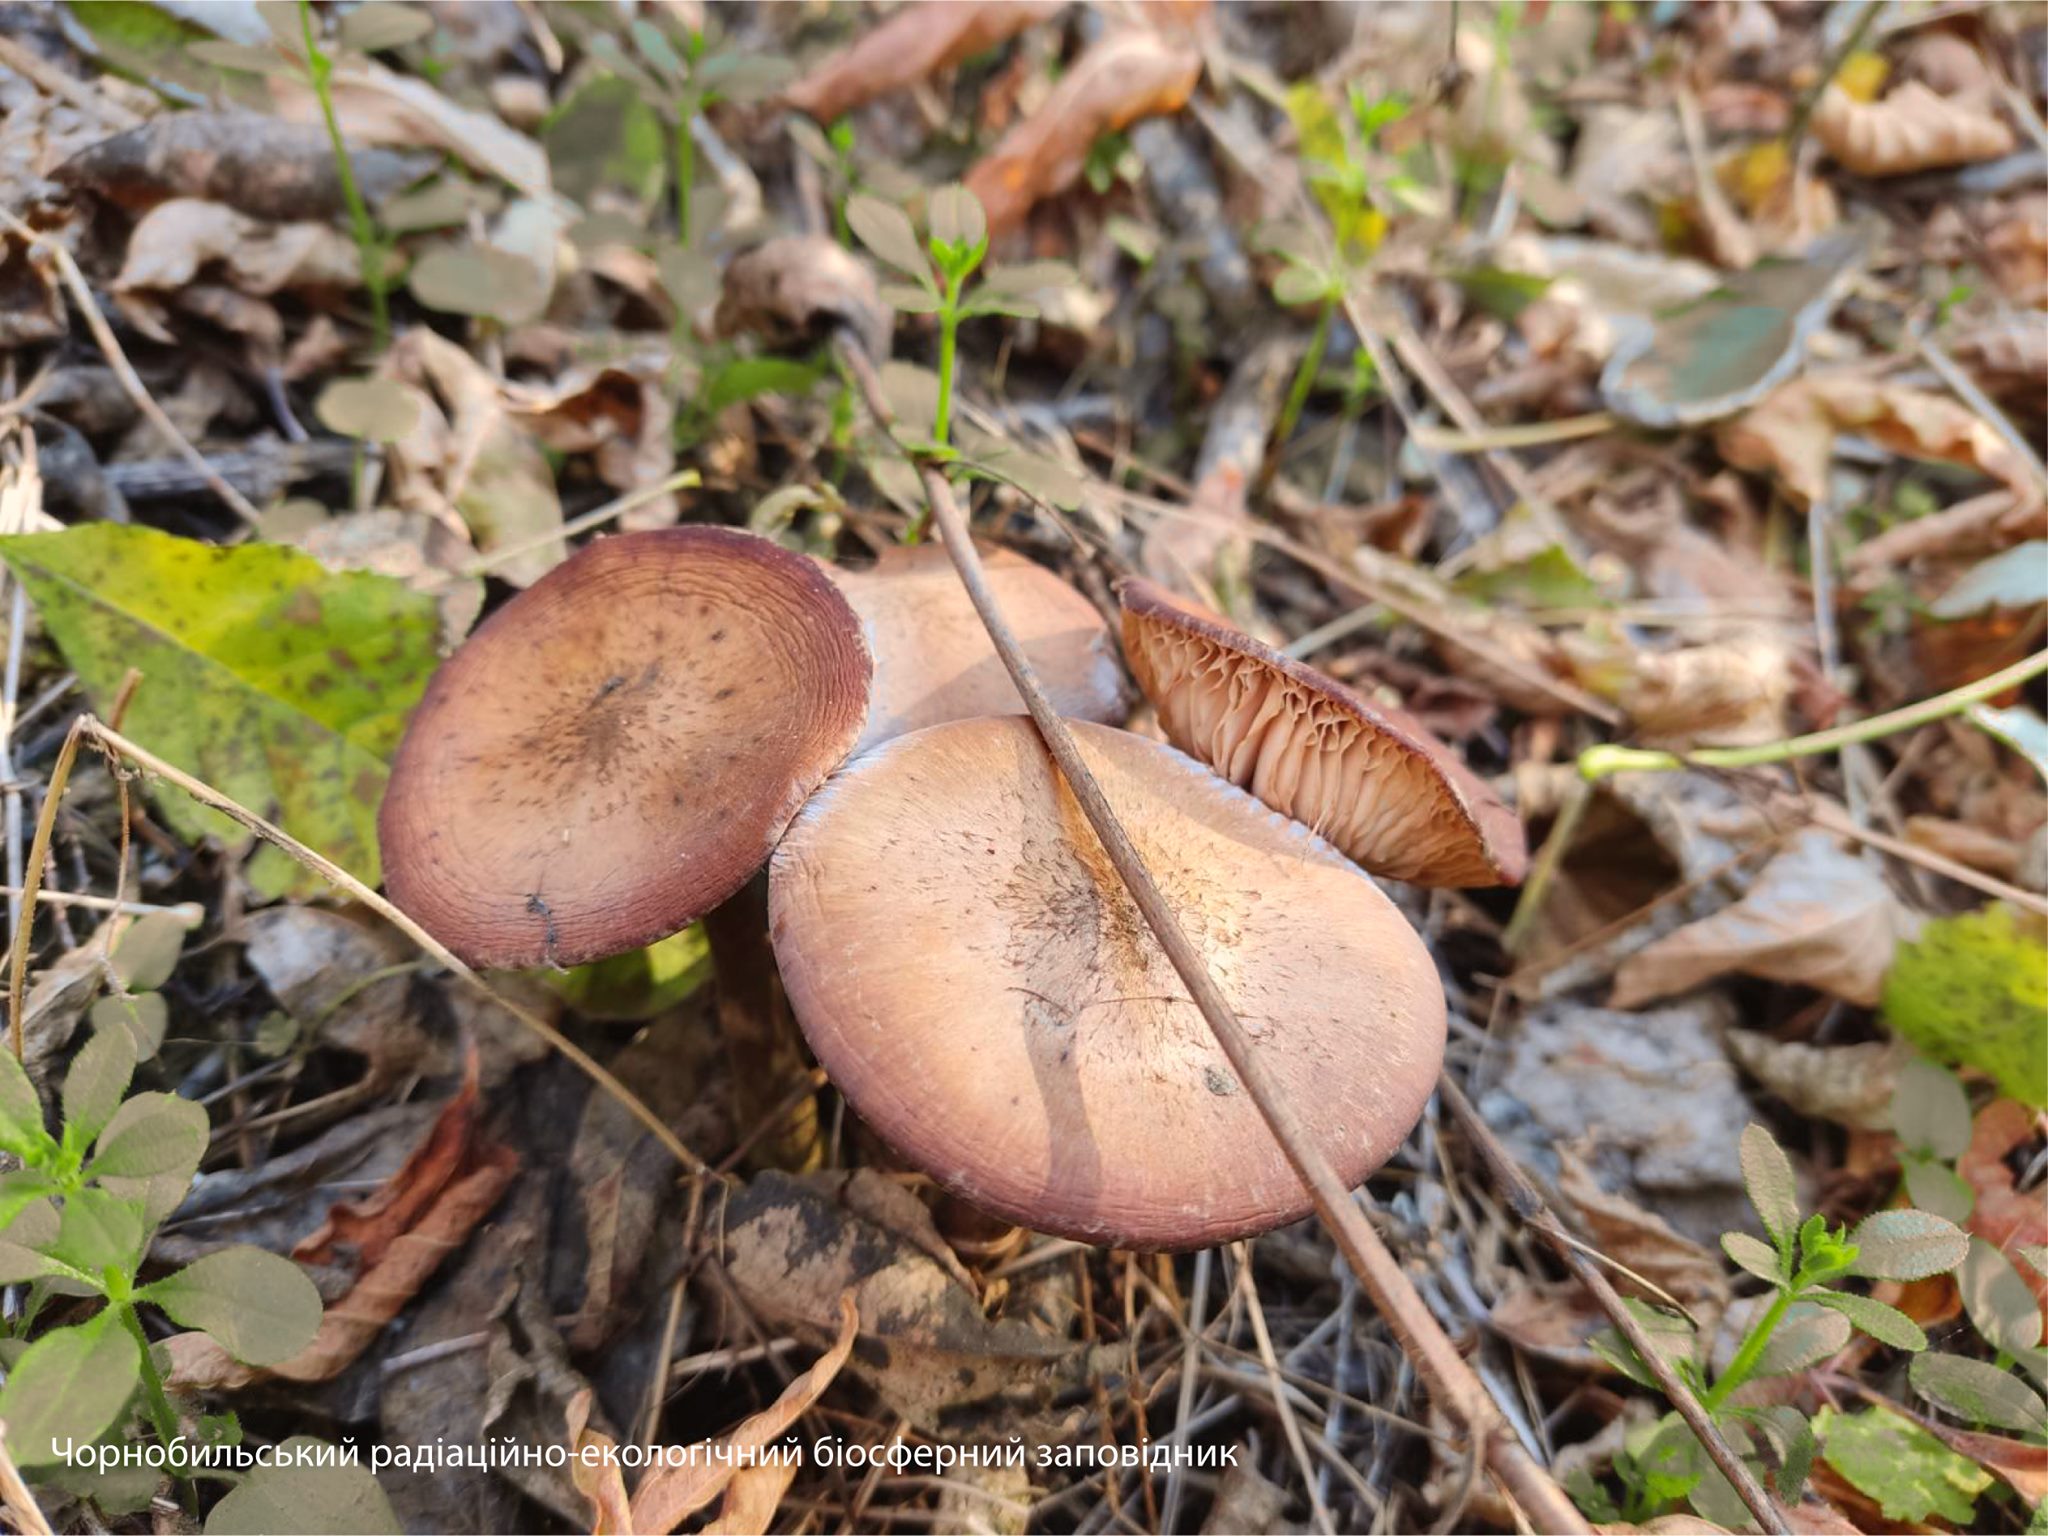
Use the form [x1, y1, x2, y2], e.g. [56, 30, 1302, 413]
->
[1882, 903, 2048, 1109]
[0, 525, 438, 896]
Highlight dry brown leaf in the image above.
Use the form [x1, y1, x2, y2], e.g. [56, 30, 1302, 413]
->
[965, 28, 1201, 237]
[1613, 829, 1914, 1008]
[1568, 629, 1794, 748]
[164, 1062, 519, 1390]
[1719, 372, 2040, 508]
[784, 1, 1065, 124]
[504, 351, 678, 531]
[1982, 195, 2048, 308]
[716, 235, 891, 368]
[1723, 1033, 1901, 1131]
[1959, 1099, 2048, 1320]
[1812, 80, 2015, 177]
[112, 199, 366, 296]
[1555, 1146, 1728, 1308]
[570, 1295, 859, 1536]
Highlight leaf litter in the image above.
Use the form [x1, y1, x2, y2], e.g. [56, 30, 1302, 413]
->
[0, 1, 2043, 1532]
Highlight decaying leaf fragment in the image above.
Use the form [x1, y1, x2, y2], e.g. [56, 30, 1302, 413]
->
[1812, 81, 2015, 177]
[716, 234, 892, 364]
[112, 198, 368, 296]
[1719, 371, 2041, 507]
[966, 27, 1202, 236]
[569, 1294, 859, 1536]
[784, 1, 1065, 124]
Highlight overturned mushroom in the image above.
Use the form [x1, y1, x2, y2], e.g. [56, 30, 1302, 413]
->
[1118, 577, 1526, 887]
[769, 716, 1445, 1250]
[380, 526, 872, 968]
[825, 541, 1126, 754]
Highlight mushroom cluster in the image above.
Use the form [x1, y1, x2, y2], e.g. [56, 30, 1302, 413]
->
[380, 525, 1525, 1249]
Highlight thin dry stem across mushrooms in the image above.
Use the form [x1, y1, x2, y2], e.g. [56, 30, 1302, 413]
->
[1119, 576, 1528, 887]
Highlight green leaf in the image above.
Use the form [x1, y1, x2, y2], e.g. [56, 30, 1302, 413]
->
[314, 378, 424, 445]
[0, 1199, 71, 1285]
[1891, 1055, 1973, 1161]
[52, 1187, 146, 1279]
[90, 992, 167, 1062]
[204, 1437, 401, 1534]
[1908, 1352, 2048, 1435]
[0, 525, 440, 896]
[1849, 1209, 1971, 1281]
[1816, 1403, 1991, 1524]
[1902, 1155, 1975, 1225]
[927, 184, 987, 255]
[1968, 704, 2048, 783]
[542, 927, 711, 1022]
[87, 1090, 207, 1184]
[1811, 1290, 1928, 1351]
[1272, 264, 1331, 307]
[1752, 1302, 1852, 1377]
[109, 908, 190, 993]
[845, 195, 929, 282]
[543, 74, 665, 209]
[0, 1315, 141, 1466]
[1732, 1404, 1816, 1500]
[185, 39, 285, 73]
[62, 1027, 136, 1150]
[334, 3, 432, 52]
[407, 243, 547, 322]
[1883, 903, 2048, 1108]
[141, 1247, 321, 1366]
[1590, 1299, 1700, 1389]
[704, 357, 823, 414]
[0, 1045, 46, 1158]
[878, 283, 942, 314]
[1930, 541, 2048, 618]
[1740, 1123, 1801, 1250]
[1722, 1231, 1783, 1284]
[957, 293, 1039, 321]
[1959, 1237, 2043, 1353]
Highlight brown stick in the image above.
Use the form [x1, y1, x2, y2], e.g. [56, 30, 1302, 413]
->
[835, 331, 1587, 1534]
[1439, 1076, 1792, 1535]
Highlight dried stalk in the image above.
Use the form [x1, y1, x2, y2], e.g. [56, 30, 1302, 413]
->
[1440, 1076, 1791, 1535]
[835, 330, 1587, 1534]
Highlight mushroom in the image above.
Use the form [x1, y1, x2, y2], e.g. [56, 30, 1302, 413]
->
[381, 526, 872, 968]
[1117, 577, 1527, 888]
[825, 541, 1127, 754]
[769, 716, 1445, 1250]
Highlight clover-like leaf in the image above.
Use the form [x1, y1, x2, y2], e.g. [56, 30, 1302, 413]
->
[141, 1246, 322, 1366]
[1958, 1237, 2043, 1353]
[0, 1044, 47, 1159]
[1752, 1302, 1853, 1378]
[205, 1437, 400, 1534]
[845, 195, 930, 284]
[62, 1028, 137, 1153]
[1740, 1123, 1801, 1250]
[927, 183, 987, 255]
[0, 1315, 141, 1466]
[1848, 1209, 1970, 1281]
[88, 1091, 207, 1185]
[1891, 1055, 1974, 1161]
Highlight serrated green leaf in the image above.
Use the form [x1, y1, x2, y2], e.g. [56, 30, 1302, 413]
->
[1590, 1299, 1700, 1390]
[62, 1028, 136, 1150]
[1959, 1237, 2043, 1353]
[0, 1046, 46, 1158]
[1752, 1302, 1852, 1377]
[1849, 1209, 1971, 1281]
[53, 1187, 146, 1278]
[0, 1201, 71, 1286]
[927, 184, 987, 254]
[1908, 1352, 2048, 1435]
[0, 525, 439, 896]
[0, 1315, 141, 1466]
[1891, 1055, 1973, 1161]
[845, 195, 929, 282]
[204, 1438, 400, 1535]
[1741, 1123, 1801, 1250]
[87, 1091, 207, 1185]
[335, 3, 433, 53]
[90, 992, 167, 1062]
[1811, 1290, 1928, 1350]
[1722, 1230, 1783, 1284]
[1883, 903, 2048, 1108]
[141, 1247, 321, 1366]
[1816, 1403, 1991, 1523]
[1732, 1403, 1816, 1499]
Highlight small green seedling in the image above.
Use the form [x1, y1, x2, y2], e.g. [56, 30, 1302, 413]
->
[0, 1029, 322, 1482]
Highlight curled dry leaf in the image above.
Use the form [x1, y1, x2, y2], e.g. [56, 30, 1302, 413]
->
[569, 1294, 860, 1536]
[112, 198, 368, 296]
[966, 27, 1202, 237]
[1567, 629, 1794, 748]
[1981, 195, 2048, 308]
[784, 0, 1066, 124]
[1554, 1146, 1728, 1309]
[1813, 81, 2015, 177]
[503, 351, 678, 531]
[54, 111, 436, 221]
[1719, 371, 2041, 508]
[164, 1060, 519, 1390]
[1724, 1032, 1901, 1131]
[716, 235, 891, 367]
[1613, 828, 1917, 1009]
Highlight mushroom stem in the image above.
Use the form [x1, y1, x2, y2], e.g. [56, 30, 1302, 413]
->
[834, 332, 1588, 1534]
[700, 875, 819, 1171]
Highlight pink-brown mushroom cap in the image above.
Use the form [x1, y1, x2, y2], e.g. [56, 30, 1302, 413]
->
[769, 716, 1447, 1250]
[1118, 577, 1527, 887]
[381, 527, 871, 969]
[824, 542, 1127, 754]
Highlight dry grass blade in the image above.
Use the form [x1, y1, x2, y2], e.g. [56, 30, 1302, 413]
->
[0, 1422, 54, 1536]
[834, 329, 1587, 1534]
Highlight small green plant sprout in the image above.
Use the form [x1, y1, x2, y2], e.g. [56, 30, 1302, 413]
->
[0, 1027, 322, 1484]
[1581, 1123, 1971, 1525]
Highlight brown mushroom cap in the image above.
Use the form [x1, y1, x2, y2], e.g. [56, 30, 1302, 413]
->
[826, 542, 1127, 754]
[381, 527, 871, 969]
[1118, 578, 1527, 887]
[769, 716, 1446, 1250]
